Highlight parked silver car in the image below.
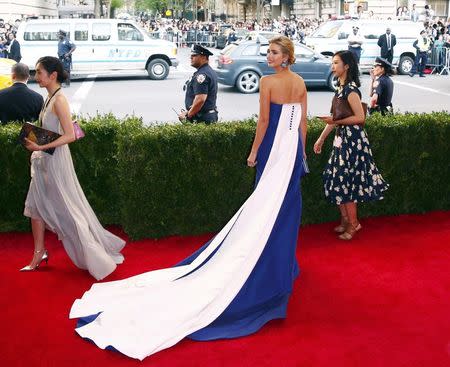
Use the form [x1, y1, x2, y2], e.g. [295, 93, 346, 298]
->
[216, 39, 335, 93]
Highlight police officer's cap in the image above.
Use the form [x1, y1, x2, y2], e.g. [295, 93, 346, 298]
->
[58, 29, 67, 36]
[191, 44, 213, 57]
[374, 57, 392, 71]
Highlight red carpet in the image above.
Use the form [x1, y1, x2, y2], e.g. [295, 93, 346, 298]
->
[1, 211, 449, 367]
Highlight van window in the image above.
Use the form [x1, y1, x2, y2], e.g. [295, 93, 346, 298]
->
[75, 23, 88, 41]
[92, 23, 111, 41]
[24, 23, 69, 41]
[361, 24, 382, 39]
[118, 23, 144, 41]
[311, 21, 343, 38]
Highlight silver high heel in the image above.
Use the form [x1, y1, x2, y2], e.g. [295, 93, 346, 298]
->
[20, 249, 49, 272]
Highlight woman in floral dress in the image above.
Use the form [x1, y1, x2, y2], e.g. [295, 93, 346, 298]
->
[314, 50, 389, 240]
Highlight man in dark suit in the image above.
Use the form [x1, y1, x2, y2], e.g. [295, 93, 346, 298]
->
[377, 28, 396, 64]
[0, 63, 44, 124]
[7, 33, 21, 62]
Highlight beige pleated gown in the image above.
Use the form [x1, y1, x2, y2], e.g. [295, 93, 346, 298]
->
[24, 91, 125, 280]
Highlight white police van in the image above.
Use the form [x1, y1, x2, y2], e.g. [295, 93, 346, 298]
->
[305, 19, 423, 74]
[16, 19, 179, 80]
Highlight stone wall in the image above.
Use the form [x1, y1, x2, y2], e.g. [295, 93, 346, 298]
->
[0, 0, 58, 20]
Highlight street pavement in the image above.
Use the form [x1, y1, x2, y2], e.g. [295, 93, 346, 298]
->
[28, 47, 450, 124]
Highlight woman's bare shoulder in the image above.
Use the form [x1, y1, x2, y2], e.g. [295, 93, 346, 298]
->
[290, 72, 305, 84]
[261, 74, 275, 83]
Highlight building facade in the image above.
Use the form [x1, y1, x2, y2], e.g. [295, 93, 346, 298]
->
[0, 0, 57, 20]
[0, 0, 95, 21]
[58, 0, 94, 18]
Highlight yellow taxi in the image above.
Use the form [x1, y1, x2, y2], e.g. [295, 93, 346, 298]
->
[0, 58, 16, 90]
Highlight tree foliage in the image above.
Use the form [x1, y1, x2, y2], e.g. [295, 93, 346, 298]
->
[135, 0, 169, 13]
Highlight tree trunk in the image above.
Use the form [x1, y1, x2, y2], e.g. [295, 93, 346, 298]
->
[94, 0, 101, 18]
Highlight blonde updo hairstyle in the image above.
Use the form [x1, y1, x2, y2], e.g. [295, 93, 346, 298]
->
[269, 36, 296, 65]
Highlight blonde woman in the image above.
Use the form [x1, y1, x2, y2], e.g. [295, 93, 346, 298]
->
[70, 37, 308, 360]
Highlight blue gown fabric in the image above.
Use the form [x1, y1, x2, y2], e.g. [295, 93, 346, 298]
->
[76, 102, 304, 344]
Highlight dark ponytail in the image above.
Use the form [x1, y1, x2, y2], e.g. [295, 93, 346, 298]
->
[36, 56, 69, 84]
[334, 50, 361, 87]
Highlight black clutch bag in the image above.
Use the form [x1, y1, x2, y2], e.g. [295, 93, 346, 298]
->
[18, 122, 61, 155]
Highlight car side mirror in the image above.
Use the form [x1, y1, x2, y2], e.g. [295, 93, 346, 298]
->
[338, 32, 348, 40]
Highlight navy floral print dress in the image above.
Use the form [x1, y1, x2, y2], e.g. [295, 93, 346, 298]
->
[323, 82, 389, 205]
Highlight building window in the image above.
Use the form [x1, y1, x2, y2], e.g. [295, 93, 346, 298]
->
[427, 0, 449, 17]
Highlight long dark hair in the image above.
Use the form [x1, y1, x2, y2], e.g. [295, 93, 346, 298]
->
[334, 50, 361, 87]
[36, 56, 68, 84]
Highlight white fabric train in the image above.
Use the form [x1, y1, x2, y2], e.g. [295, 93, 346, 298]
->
[70, 103, 302, 360]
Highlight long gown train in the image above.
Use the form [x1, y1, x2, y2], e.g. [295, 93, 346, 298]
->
[70, 102, 305, 360]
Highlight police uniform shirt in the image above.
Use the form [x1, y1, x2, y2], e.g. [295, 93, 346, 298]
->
[348, 33, 364, 48]
[374, 74, 393, 107]
[58, 37, 75, 58]
[185, 63, 218, 115]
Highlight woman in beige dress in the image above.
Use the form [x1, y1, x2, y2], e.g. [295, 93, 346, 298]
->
[21, 56, 125, 280]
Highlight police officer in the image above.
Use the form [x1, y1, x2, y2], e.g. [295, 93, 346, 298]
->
[347, 26, 363, 64]
[179, 44, 218, 124]
[57, 30, 76, 87]
[409, 30, 431, 78]
[369, 57, 394, 115]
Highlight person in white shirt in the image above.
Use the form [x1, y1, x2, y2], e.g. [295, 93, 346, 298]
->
[347, 26, 364, 64]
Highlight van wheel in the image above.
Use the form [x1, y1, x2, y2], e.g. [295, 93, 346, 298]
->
[327, 73, 338, 91]
[398, 56, 414, 75]
[147, 59, 170, 80]
[236, 71, 260, 93]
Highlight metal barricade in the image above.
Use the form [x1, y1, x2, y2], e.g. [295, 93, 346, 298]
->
[184, 30, 216, 47]
[428, 47, 450, 75]
[148, 31, 160, 40]
[149, 30, 217, 48]
[439, 47, 450, 75]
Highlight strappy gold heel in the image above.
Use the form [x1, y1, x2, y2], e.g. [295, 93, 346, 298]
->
[334, 216, 349, 234]
[338, 223, 362, 240]
[20, 249, 49, 271]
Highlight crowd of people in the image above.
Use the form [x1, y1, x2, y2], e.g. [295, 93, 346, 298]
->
[138, 15, 323, 45]
[0, 18, 22, 61]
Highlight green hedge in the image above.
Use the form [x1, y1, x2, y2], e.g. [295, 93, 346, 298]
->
[1, 112, 449, 239]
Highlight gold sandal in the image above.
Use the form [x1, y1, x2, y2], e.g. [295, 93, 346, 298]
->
[338, 222, 362, 240]
[334, 216, 349, 234]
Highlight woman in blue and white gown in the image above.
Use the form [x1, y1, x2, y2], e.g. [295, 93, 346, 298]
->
[70, 36, 308, 360]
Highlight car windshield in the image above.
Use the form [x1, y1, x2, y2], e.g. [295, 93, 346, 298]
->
[310, 21, 343, 38]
